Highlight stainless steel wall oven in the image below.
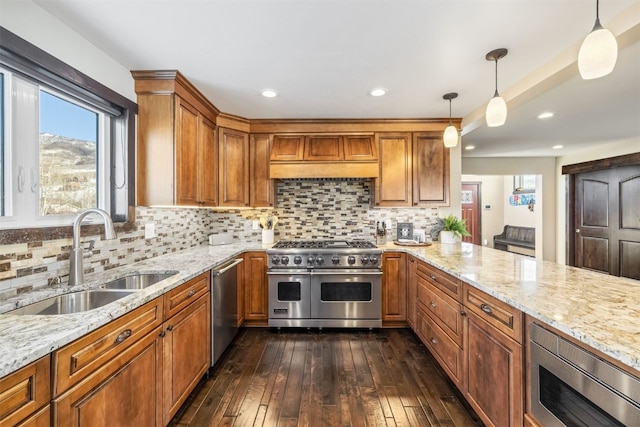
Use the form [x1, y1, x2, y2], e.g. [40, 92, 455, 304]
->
[267, 240, 382, 328]
[529, 322, 640, 426]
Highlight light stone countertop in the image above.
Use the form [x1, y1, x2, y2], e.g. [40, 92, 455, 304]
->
[383, 242, 640, 373]
[1, 240, 639, 379]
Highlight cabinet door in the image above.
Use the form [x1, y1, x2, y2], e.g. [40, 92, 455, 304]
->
[465, 311, 523, 427]
[175, 97, 200, 206]
[163, 293, 211, 425]
[14, 405, 49, 427]
[381, 252, 407, 323]
[53, 330, 163, 427]
[198, 117, 217, 206]
[270, 135, 304, 161]
[237, 256, 245, 327]
[375, 133, 412, 207]
[413, 133, 450, 206]
[218, 128, 250, 207]
[243, 252, 268, 322]
[343, 135, 377, 161]
[250, 134, 274, 207]
[407, 256, 417, 328]
[304, 135, 343, 161]
[0, 356, 50, 427]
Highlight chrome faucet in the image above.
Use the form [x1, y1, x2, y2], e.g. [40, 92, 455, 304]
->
[69, 208, 117, 286]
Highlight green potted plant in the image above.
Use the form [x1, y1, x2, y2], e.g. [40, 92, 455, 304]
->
[440, 214, 471, 243]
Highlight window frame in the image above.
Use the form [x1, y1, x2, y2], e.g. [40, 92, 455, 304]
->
[0, 27, 137, 229]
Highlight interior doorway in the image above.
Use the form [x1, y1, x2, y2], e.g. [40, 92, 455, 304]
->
[461, 182, 481, 245]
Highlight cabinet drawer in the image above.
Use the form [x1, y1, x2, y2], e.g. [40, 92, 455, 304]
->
[0, 355, 50, 427]
[164, 272, 210, 319]
[415, 306, 463, 388]
[53, 298, 163, 395]
[416, 275, 463, 346]
[416, 260, 461, 300]
[463, 284, 523, 343]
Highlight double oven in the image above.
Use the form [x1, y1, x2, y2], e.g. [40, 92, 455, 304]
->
[267, 240, 382, 328]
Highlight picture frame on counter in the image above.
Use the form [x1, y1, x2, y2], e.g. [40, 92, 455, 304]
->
[397, 222, 413, 241]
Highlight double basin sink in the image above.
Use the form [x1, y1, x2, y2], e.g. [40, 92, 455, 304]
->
[8, 272, 178, 316]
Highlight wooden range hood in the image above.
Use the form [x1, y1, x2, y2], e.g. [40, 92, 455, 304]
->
[269, 134, 379, 179]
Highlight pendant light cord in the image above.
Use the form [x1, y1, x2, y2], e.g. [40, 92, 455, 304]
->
[494, 58, 500, 97]
[593, 0, 603, 30]
[448, 99, 452, 125]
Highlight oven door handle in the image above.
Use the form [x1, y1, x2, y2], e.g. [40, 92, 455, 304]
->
[309, 271, 383, 276]
[267, 271, 311, 275]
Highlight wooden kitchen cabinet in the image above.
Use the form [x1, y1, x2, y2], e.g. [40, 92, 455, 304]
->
[218, 127, 250, 207]
[343, 135, 377, 161]
[250, 134, 274, 207]
[381, 252, 407, 324]
[270, 135, 305, 161]
[13, 405, 50, 427]
[304, 135, 343, 161]
[243, 251, 269, 324]
[0, 355, 50, 427]
[407, 255, 418, 328]
[375, 133, 412, 207]
[162, 275, 211, 425]
[375, 132, 450, 207]
[413, 258, 465, 388]
[52, 298, 164, 426]
[53, 329, 163, 427]
[133, 70, 219, 207]
[463, 284, 524, 427]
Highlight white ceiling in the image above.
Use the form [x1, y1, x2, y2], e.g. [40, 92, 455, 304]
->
[33, 0, 640, 157]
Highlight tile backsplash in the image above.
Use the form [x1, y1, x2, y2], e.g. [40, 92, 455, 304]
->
[0, 179, 440, 297]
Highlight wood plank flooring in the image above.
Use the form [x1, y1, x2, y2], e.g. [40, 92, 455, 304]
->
[172, 328, 482, 427]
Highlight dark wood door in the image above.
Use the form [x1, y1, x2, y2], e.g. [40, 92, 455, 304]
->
[381, 252, 407, 323]
[461, 182, 481, 245]
[574, 165, 640, 280]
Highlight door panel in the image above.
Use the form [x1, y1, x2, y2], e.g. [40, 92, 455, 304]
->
[461, 182, 481, 245]
[574, 165, 640, 280]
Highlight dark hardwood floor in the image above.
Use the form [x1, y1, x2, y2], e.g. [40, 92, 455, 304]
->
[173, 328, 482, 427]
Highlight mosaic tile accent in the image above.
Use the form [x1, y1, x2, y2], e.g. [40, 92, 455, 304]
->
[0, 178, 443, 296]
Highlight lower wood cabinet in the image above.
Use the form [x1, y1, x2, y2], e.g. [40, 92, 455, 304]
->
[407, 255, 418, 328]
[0, 355, 50, 427]
[408, 257, 524, 427]
[49, 272, 211, 426]
[53, 329, 163, 426]
[381, 252, 407, 324]
[14, 405, 50, 427]
[162, 291, 210, 425]
[243, 252, 268, 324]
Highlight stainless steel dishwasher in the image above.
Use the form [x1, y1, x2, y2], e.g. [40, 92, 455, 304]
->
[211, 258, 243, 366]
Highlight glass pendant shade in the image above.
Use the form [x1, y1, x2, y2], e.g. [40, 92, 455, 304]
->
[443, 125, 458, 148]
[578, 27, 618, 79]
[486, 95, 507, 127]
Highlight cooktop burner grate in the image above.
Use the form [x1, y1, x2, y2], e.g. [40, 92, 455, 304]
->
[271, 240, 377, 250]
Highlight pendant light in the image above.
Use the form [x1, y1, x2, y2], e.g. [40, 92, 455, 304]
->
[578, 0, 618, 79]
[485, 48, 508, 127]
[442, 92, 459, 148]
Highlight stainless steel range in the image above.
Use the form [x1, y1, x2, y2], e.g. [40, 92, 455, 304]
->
[267, 239, 382, 328]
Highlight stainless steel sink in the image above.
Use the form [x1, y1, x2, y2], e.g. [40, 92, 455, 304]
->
[99, 272, 178, 290]
[8, 290, 136, 315]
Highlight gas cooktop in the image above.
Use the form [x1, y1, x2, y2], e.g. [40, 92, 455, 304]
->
[270, 239, 377, 250]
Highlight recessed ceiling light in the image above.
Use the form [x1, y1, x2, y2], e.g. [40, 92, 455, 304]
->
[465, 145, 475, 150]
[537, 112, 554, 119]
[369, 88, 387, 97]
[552, 145, 564, 149]
[261, 89, 278, 98]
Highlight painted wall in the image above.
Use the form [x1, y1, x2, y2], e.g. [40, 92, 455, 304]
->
[0, 0, 136, 102]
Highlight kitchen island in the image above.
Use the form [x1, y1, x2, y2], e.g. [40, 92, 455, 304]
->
[1, 240, 638, 378]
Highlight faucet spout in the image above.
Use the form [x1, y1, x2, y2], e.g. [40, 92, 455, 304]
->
[69, 208, 117, 286]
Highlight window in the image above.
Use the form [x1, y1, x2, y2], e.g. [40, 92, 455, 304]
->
[513, 175, 536, 194]
[0, 27, 136, 228]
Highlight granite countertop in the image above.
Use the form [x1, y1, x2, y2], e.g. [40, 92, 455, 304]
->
[1, 240, 639, 379]
[383, 242, 640, 373]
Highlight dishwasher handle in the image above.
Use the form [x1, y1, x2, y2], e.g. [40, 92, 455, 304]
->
[212, 258, 244, 276]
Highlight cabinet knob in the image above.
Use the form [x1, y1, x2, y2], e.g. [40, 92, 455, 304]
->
[187, 289, 196, 298]
[167, 325, 174, 332]
[430, 301, 437, 308]
[159, 330, 166, 337]
[460, 310, 467, 317]
[430, 338, 437, 345]
[430, 274, 437, 281]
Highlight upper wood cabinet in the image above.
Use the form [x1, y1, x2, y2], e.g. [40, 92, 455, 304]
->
[270, 135, 305, 161]
[375, 132, 450, 207]
[250, 134, 274, 207]
[375, 133, 412, 207]
[344, 135, 378, 161]
[218, 128, 250, 207]
[133, 70, 219, 207]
